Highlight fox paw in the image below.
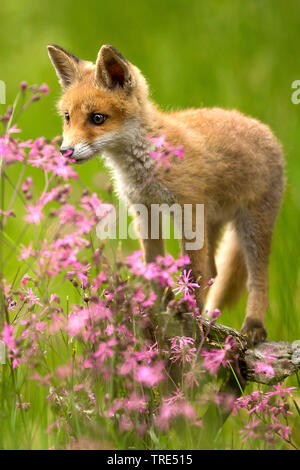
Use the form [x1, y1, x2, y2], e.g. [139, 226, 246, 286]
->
[241, 318, 267, 346]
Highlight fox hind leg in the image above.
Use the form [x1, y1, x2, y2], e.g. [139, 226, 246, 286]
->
[205, 224, 247, 313]
[235, 197, 280, 344]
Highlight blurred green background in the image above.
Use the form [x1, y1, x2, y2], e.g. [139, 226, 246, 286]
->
[1, 0, 300, 341]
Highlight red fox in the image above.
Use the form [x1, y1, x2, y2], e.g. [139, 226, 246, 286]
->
[48, 44, 285, 344]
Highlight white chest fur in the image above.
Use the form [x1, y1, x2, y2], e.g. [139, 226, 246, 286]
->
[102, 120, 176, 206]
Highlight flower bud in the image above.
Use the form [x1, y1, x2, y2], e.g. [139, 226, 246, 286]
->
[31, 94, 40, 102]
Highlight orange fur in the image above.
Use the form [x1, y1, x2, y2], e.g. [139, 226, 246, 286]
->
[48, 44, 285, 344]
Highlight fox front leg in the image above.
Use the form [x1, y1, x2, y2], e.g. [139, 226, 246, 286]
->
[132, 206, 165, 263]
[180, 203, 208, 312]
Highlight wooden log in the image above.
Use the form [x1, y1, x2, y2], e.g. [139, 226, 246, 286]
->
[160, 310, 300, 385]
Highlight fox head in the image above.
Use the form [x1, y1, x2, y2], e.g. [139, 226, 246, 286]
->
[47, 44, 150, 163]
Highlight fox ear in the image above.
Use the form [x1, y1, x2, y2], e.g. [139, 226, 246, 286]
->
[47, 44, 81, 90]
[95, 45, 135, 91]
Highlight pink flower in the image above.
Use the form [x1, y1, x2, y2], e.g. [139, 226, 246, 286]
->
[22, 288, 43, 306]
[149, 151, 172, 168]
[93, 338, 117, 362]
[19, 242, 34, 260]
[2, 323, 17, 353]
[118, 351, 138, 375]
[148, 135, 184, 168]
[21, 274, 31, 287]
[155, 400, 197, 431]
[35, 321, 47, 333]
[7, 125, 22, 135]
[142, 290, 157, 307]
[136, 342, 159, 364]
[104, 324, 114, 336]
[24, 203, 44, 224]
[173, 269, 200, 297]
[265, 383, 296, 399]
[173, 146, 184, 161]
[0, 130, 27, 164]
[165, 387, 185, 405]
[253, 361, 275, 378]
[206, 308, 221, 321]
[202, 336, 235, 375]
[12, 358, 21, 369]
[136, 361, 165, 387]
[252, 347, 277, 378]
[126, 251, 191, 288]
[22, 176, 33, 193]
[81, 193, 102, 214]
[126, 393, 149, 412]
[169, 336, 197, 364]
[16, 395, 30, 411]
[92, 272, 107, 290]
[0, 209, 15, 218]
[67, 311, 88, 337]
[40, 83, 50, 95]
[29, 373, 52, 386]
[50, 294, 60, 304]
[239, 416, 261, 441]
[279, 425, 292, 440]
[147, 135, 166, 149]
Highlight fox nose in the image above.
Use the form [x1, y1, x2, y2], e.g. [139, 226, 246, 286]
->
[60, 146, 74, 158]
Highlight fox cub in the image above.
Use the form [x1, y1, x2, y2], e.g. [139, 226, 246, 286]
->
[48, 44, 285, 344]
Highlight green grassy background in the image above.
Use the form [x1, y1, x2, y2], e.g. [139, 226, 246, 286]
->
[1, 0, 300, 448]
[0, 0, 300, 334]
[1, 1, 300, 332]
[2, 0, 299, 338]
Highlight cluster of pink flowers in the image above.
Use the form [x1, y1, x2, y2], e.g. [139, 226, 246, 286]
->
[0, 85, 298, 449]
[202, 335, 237, 375]
[169, 336, 197, 364]
[252, 346, 277, 379]
[0, 126, 30, 164]
[155, 400, 200, 431]
[28, 137, 77, 180]
[126, 250, 190, 288]
[234, 384, 296, 446]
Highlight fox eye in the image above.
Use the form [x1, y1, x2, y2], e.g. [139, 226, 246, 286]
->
[91, 113, 107, 126]
[64, 112, 70, 124]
